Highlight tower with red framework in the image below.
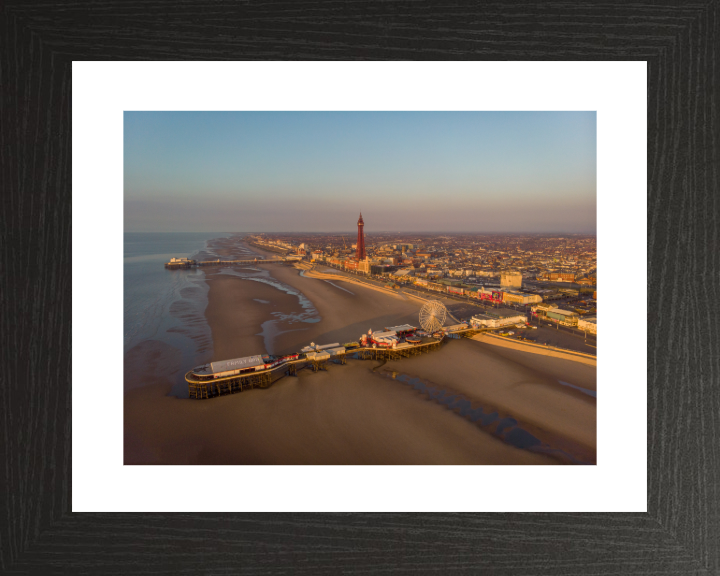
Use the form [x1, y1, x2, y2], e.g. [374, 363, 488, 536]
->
[356, 212, 366, 261]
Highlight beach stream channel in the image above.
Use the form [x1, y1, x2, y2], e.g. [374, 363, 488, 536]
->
[373, 365, 591, 465]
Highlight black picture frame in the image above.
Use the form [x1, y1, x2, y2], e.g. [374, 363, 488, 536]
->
[2, 3, 718, 574]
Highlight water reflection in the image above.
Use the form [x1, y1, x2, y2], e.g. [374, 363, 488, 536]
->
[558, 380, 597, 398]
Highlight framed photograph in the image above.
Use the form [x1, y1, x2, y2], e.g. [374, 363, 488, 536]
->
[4, 4, 717, 574]
[121, 109, 599, 470]
[77, 62, 639, 514]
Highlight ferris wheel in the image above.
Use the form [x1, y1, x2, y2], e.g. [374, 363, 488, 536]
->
[419, 300, 447, 333]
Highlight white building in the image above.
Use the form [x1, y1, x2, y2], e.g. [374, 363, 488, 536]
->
[301, 342, 340, 353]
[470, 312, 527, 329]
[577, 316, 597, 334]
[501, 271, 523, 289]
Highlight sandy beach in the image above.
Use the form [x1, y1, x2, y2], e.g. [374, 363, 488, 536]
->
[203, 271, 307, 360]
[382, 338, 596, 462]
[124, 237, 596, 465]
[124, 359, 559, 465]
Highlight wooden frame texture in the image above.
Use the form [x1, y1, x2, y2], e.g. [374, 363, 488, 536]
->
[1, 2, 718, 574]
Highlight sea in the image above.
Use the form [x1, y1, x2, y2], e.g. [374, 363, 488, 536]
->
[124, 232, 236, 394]
[123, 232, 234, 352]
[123, 232, 321, 397]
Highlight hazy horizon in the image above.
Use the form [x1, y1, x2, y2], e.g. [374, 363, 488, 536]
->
[125, 111, 596, 234]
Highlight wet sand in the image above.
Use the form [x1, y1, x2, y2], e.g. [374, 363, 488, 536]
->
[200, 262, 424, 361]
[269, 265, 422, 354]
[124, 359, 557, 464]
[203, 271, 308, 360]
[382, 338, 596, 459]
[477, 337, 597, 398]
[125, 237, 596, 465]
[124, 339, 182, 392]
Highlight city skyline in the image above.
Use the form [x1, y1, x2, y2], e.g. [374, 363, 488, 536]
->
[124, 111, 596, 233]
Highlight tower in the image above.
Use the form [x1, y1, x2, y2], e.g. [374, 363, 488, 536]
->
[356, 212, 366, 261]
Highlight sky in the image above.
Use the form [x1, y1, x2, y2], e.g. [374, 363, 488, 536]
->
[124, 111, 596, 233]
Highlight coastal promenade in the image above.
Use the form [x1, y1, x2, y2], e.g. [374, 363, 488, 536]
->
[472, 333, 597, 366]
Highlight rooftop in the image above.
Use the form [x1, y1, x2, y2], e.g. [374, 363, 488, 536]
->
[370, 330, 398, 339]
[210, 355, 265, 374]
[548, 308, 577, 316]
[487, 308, 527, 318]
[384, 324, 416, 332]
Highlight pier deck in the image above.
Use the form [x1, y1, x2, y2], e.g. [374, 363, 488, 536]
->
[185, 333, 489, 400]
[167, 258, 288, 269]
[195, 258, 287, 267]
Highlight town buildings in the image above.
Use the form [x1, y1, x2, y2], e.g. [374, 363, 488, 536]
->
[248, 220, 597, 313]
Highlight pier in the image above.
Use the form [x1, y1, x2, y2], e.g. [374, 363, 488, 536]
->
[165, 257, 289, 269]
[196, 258, 288, 267]
[186, 327, 484, 400]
